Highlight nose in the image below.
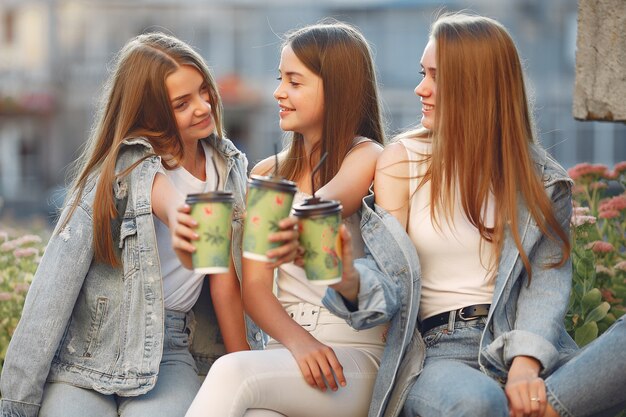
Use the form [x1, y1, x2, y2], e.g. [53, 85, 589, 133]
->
[193, 96, 211, 116]
[415, 78, 430, 98]
[273, 83, 286, 100]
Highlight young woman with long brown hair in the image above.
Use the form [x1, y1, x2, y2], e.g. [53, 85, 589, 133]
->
[0, 32, 297, 417]
[183, 21, 386, 417]
[323, 12, 578, 417]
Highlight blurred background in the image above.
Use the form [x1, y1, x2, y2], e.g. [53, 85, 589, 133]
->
[1, 0, 625, 225]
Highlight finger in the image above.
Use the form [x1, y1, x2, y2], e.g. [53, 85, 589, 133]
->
[176, 212, 198, 229]
[532, 380, 547, 417]
[174, 223, 200, 241]
[177, 203, 192, 214]
[506, 387, 526, 417]
[295, 359, 317, 389]
[266, 242, 299, 267]
[316, 358, 338, 391]
[267, 228, 298, 243]
[278, 216, 299, 230]
[325, 349, 346, 389]
[307, 358, 328, 391]
[340, 225, 354, 274]
[172, 235, 197, 254]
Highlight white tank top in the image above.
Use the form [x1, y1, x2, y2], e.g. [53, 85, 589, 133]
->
[399, 138, 495, 321]
[276, 191, 365, 307]
[154, 141, 219, 312]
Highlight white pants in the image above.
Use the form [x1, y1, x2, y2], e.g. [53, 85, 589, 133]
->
[185, 304, 386, 417]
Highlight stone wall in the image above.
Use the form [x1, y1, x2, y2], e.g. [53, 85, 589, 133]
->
[574, 0, 626, 122]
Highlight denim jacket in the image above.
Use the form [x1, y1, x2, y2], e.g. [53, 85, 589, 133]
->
[323, 144, 578, 417]
[0, 135, 263, 417]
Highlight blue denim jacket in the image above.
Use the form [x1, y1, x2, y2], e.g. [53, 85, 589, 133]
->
[0, 135, 263, 417]
[323, 144, 578, 417]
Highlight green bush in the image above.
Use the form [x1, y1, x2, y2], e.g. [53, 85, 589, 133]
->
[566, 162, 626, 346]
[0, 229, 44, 375]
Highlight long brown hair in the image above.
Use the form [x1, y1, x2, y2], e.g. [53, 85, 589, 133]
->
[411, 13, 570, 280]
[61, 32, 224, 267]
[277, 20, 385, 188]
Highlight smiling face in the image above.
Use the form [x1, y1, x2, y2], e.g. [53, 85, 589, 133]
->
[273, 44, 325, 143]
[166, 64, 215, 145]
[414, 39, 437, 131]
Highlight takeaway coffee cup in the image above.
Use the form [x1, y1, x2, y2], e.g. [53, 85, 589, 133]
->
[242, 175, 297, 261]
[293, 197, 343, 285]
[186, 192, 234, 274]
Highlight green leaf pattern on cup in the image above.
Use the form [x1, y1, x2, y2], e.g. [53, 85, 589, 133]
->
[300, 212, 342, 282]
[203, 226, 227, 246]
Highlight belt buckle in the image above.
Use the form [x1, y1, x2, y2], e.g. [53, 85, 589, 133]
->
[458, 307, 479, 321]
[294, 304, 320, 331]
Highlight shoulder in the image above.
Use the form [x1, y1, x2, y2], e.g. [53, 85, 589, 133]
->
[346, 137, 383, 159]
[251, 153, 285, 176]
[376, 141, 409, 172]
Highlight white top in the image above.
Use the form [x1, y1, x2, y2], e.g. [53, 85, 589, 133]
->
[276, 191, 365, 307]
[399, 138, 495, 321]
[154, 141, 219, 312]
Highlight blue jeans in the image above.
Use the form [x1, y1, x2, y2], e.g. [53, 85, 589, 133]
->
[40, 310, 201, 417]
[403, 318, 509, 417]
[545, 316, 626, 417]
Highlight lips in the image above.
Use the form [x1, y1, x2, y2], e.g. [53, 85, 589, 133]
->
[422, 103, 434, 111]
[193, 116, 212, 128]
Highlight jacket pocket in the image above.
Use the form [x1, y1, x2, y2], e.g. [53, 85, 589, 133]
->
[83, 296, 109, 358]
[120, 217, 139, 278]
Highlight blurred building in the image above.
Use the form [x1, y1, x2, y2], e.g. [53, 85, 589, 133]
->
[1, 0, 624, 220]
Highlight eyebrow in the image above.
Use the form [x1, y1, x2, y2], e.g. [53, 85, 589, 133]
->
[278, 69, 304, 78]
[171, 93, 190, 103]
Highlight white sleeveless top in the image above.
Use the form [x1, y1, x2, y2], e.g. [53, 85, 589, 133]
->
[154, 141, 219, 312]
[276, 191, 365, 307]
[399, 138, 495, 321]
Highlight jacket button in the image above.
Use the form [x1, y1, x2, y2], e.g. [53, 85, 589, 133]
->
[255, 332, 262, 341]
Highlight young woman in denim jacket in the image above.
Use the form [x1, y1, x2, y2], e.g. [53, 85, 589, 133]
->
[322, 13, 579, 417]
[184, 21, 386, 417]
[0, 33, 297, 417]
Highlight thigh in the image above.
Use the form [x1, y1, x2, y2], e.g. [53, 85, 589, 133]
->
[546, 316, 626, 417]
[40, 382, 117, 417]
[118, 350, 201, 417]
[186, 346, 379, 417]
[404, 360, 508, 417]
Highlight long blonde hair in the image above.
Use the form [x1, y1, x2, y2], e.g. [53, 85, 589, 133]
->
[62, 32, 224, 267]
[410, 13, 570, 280]
[277, 20, 385, 188]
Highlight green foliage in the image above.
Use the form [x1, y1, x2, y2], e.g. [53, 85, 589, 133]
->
[566, 162, 626, 346]
[0, 228, 46, 375]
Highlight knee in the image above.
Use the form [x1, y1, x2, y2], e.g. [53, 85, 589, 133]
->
[447, 389, 508, 417]
[207, 353, 250, 383]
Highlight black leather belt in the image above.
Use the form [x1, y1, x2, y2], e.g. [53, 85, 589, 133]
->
[420, 304, 491, 334]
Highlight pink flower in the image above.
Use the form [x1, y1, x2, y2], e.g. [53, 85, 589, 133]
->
[595, 264, 614, 276]
[0, 292, 12, 301]
[13, 247, 39, 258]
[587, 241, 615, 254]
[599, 195, 626, 212]
[0, 231, 8, 242]
[614, 161, 626, 174]
[615, 261, 626, 272]
[573, 206, 590, 216]
[571, 214, 596, 227]
[0, 240, 19, 252]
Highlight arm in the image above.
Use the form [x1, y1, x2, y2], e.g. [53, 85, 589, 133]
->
[0, 204, 94, 417]
[316, 141, 383, 217]
[503, 181, 574, 417]
[373, 141, 411, 228]
[241, 257, 346, 392]
[209, 259, 250, 352]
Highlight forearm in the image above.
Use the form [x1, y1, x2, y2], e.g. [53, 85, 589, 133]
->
[242, 259, 315, 348]
[209, 266, 249, 352]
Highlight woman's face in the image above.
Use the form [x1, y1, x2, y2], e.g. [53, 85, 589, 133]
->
[273, 44, 325, 142]
[414, 39, 437, 130]
[166, 65, 214, 144]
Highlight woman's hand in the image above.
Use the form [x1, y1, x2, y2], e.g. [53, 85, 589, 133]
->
[170, 204, 198, 269]
[329, 225, 360, 308]
[505, 356, 547, 417]
[265, 216, 300, 269]
[286, 334, 346, 392]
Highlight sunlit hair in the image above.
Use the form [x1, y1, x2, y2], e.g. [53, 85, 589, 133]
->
[403, 12, 570, 280]
[277, 20, 385, 188]
[61, 32, 224, 267]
